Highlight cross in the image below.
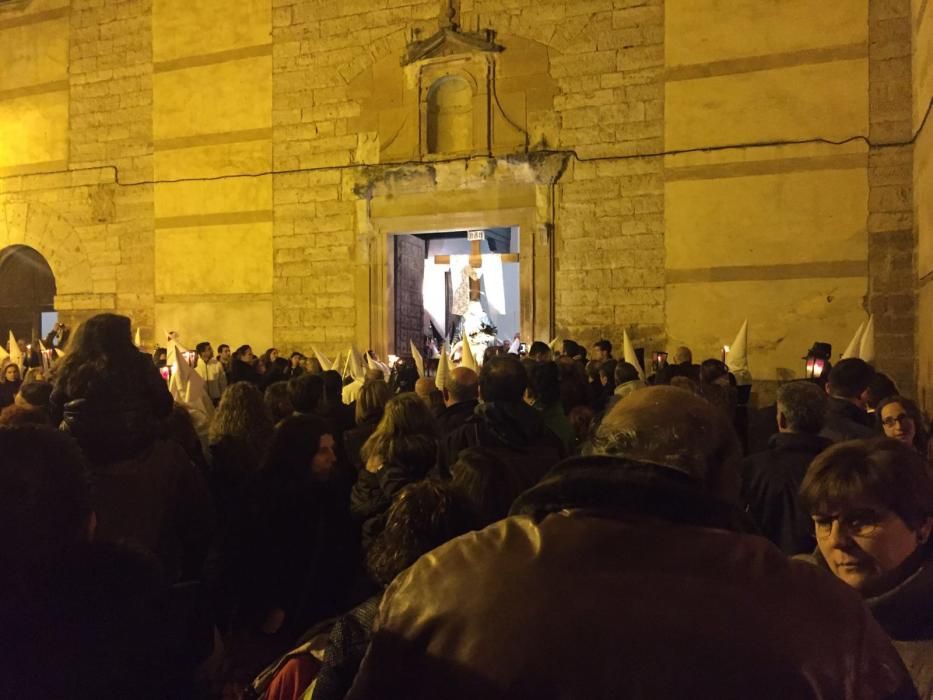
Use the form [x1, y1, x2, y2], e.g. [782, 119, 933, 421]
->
[432, 233, 518, 302]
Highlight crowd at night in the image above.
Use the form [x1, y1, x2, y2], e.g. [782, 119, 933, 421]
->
[1, 313, 931, 699]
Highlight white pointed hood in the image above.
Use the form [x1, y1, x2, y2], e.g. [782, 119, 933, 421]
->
[366, 352, 390, 380]
[726, 319, 751, 385]
[8, 331, 23, 369]
[166, 334, 190, 367]
[410, 339, 425, 378]
[841, 321, 866, 360]
[38, 339, 51, 371]
[134, 328, 142, 348]
[435, 343, 451, 392]
[508, 337, 521, 354]
[312, 345, 333, 372]
[0, 342, 8, 363]
[348, 347, 362, 381]
[460, 336, 478, 371]
[548, 336, 561, 354]
[168, 339, 214, 418]
[859, 315, 876, 364]
[622, 329, 645, 381]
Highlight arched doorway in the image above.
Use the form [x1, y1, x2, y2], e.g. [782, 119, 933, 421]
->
[0, 245, 56, 342]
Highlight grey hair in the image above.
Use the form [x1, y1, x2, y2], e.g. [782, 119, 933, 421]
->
[585, 386, 742, 501]
[776, 381, 826, 434]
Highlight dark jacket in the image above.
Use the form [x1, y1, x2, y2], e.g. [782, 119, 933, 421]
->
[533, 400, 575, 455]
[229, 358, 261, 386]
[252, 468, 357, 634]
[0, 542, 211, 700]
[205, 435, 266, 628]
[741, 432, 833, 555]
[317, 400, 356, 448]
[0, 379, 21, 409]
[344, 415, 381, 472]
[803, 546, 933, 699]
[436, 398, 479, 437]
[50, 352, 174, 463]
[350, 434, 437, 549]
[347, 456, 918, 700]
[439, 401, 565, 485]
[821, 396, 877, 443]
[311, 594, 382, 700]
[91, 439, 215, 583]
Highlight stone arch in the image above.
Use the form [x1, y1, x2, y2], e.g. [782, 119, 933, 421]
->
[0, 245, 56, 340]
[426, 75, 474, 154]
[0, 201, 94, 300]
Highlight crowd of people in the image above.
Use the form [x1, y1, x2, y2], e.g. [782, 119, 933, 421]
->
[2, 313, 933, 699]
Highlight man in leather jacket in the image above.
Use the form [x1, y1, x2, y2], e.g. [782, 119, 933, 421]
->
[347, 386, 918, 700]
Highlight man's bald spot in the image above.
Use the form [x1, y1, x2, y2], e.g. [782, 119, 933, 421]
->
[446, 366, 479, 404]
[595, 385, 741, 502]
[415, 377, 437, 398]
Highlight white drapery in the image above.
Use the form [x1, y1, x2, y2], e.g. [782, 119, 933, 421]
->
[422, 262, 448, 337]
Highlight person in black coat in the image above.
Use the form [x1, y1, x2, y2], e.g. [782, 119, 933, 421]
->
[821, 358, 877, 443]
[439, 356, 565, 485]
[318, 370, 356, 446]
[343, 380, 391, 471]
[229, 345, 262, 386]
[49, 313, 174, 464]
[350, 393, 439, 549]
[250, 414, 357, 637]
[436, 366, 479, 436]
[0, 426, 213, 700]
[742, 380, 832, 554]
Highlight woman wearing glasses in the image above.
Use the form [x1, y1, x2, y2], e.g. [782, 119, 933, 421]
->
[876, 395, 931, 462]
[800, 438, 933, 697]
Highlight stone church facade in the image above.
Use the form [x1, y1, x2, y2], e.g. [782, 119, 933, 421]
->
[0, 0, 930, 407]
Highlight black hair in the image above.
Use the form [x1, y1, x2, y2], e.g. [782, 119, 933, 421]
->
[826, 358, 875, 399]
[451, 448, 526, 528]
[195, 342, 211, 355]
[288, 372, 324, 413]
[365, 480, 476, 586]
[526, 361, 561, 405]
[479, 355, 528, 403]
[594, 339, 612, 355]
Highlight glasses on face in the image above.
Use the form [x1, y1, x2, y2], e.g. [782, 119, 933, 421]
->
[881, 413, 913, 428]
[812, 509, 889, 539]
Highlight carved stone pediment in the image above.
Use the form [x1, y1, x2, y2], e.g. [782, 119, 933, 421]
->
[402, 27, 504, 66]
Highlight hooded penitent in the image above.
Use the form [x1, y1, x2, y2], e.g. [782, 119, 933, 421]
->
[725, 320, 751, 386]
[622, 329, 645, 381]
[841, 321, 866, 360]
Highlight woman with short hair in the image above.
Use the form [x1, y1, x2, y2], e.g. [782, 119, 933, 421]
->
[800, 437, 933, 696]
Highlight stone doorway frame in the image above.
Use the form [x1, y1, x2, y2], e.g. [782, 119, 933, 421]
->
[363, 189, 552, 358]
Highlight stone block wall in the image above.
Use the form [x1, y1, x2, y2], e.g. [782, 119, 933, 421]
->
[0, 0, 927, 390]
[914, 0, 933, 412]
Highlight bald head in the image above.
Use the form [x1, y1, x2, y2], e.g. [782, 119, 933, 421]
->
[445, 366, 479, 406]
[672, 346, 692, 365]
[590, 386, 741, 502]
[415, 377, 437, 398]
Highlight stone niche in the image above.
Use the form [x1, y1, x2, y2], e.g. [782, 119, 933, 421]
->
[350, 20, 552, 162]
